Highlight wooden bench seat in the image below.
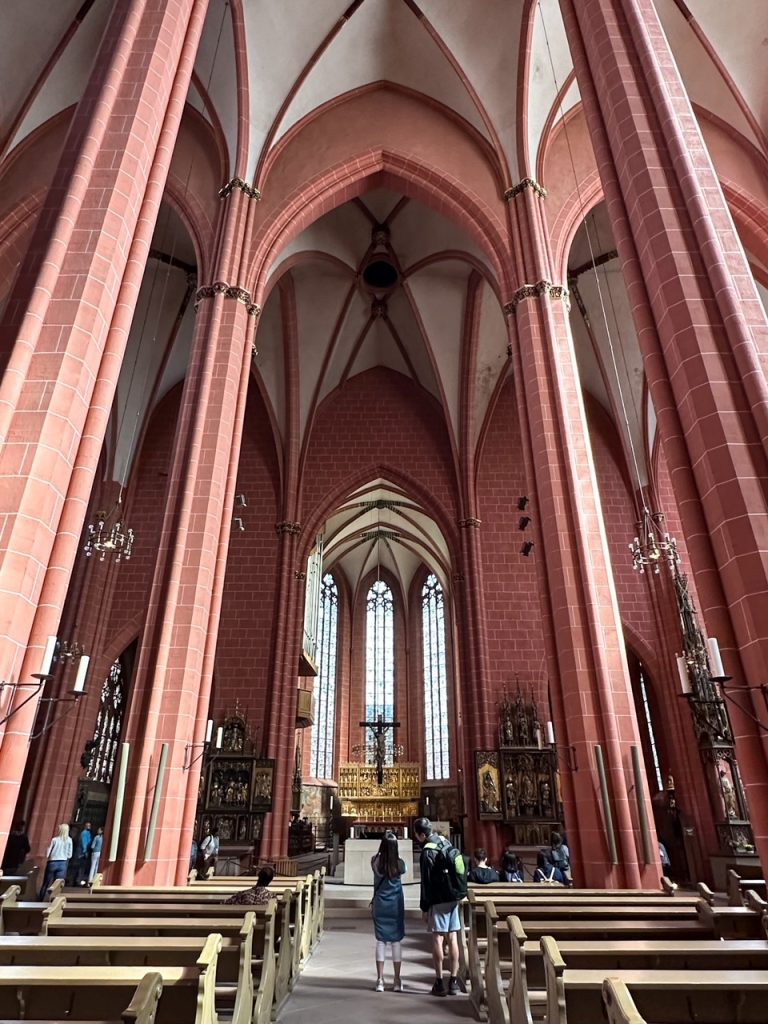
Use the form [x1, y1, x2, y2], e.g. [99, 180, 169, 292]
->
[0, 934, 220, 1024]
[0, 893, 64, 935]
[84, 879, 311, 973]
[546, 955, 768, 1024]
[465, 890, 705, 1020]
[727, 870, 767, 907]
[507, 928, 768, 1024]
[49, 904, 288, 1022]
[0, 869, 39, 901]
[0, 917, 268, 1024]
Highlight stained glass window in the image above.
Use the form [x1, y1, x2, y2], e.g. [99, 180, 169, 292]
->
[365, 579, 395, 763]
[423, 574, 450, 779]
[310, 574, 338, 779]
[86, 656, 127, 785]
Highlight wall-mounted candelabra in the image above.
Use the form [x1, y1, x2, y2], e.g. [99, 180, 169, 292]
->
[0, 635, 90, 735]
[183, 719, 223, 772]
[633, 509, 755, 855]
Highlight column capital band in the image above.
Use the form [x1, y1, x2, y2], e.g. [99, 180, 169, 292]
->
[194, 282, 261, 317]
[504, 177, 547, 200]
[503, 280, 570, 314]
[218, 177, 262, 201]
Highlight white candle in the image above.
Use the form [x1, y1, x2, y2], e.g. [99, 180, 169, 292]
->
[73, 655, 89, 693]
[425, 794, 430, 807]
[535, 724, 543, 749]
[215, 727, 223, 749]
[40, 635, 57, 676]
[676, 656, 691, 694]
[546, 721, 555, 745]
[205, 719, 213, 744]
[707, 637, 725, 678]
[329, 794, 334, 810]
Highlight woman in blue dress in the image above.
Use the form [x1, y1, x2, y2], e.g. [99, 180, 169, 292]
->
[371, 831, 406, 991]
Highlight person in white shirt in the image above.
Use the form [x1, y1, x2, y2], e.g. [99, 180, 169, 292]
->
[39, 823, 72, 898]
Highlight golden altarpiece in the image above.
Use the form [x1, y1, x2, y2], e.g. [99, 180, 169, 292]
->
[338, 762, 421, 838]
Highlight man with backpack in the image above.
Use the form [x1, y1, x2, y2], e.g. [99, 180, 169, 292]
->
[413, 817, 467, 996]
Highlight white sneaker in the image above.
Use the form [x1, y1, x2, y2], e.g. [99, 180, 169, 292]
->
[393, 979, 404, 992]
[375, 979, 384, 993]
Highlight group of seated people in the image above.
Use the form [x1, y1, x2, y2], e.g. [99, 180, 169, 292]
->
[468, 832, 572, 885]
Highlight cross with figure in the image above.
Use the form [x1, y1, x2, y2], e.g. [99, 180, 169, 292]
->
[359, 712, 400, 786]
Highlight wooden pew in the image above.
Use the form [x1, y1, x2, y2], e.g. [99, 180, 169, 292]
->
[466, 887, 704, 1019]
[727, 868, 767, 907]
[86, 875, 312, 969]
[0, 933, 220, 1024]
[507, 928, 768, 1024]
[0, 867, 39, 901]
[540, 938, 768, 1024]
[0, 890, 64, 935]
[696, 898, 766, 939]
[49, 902, 290, 1021]
[602, 973, 768, 1024]
[0, 926, 268, 1024]
[471, 896, 717, 1024]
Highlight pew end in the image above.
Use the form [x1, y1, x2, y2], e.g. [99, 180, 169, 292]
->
[696, 882, 716, 906]
[603, 978, 646, 1024]
[659, 876, 677, 896]
[121, 971, 163, 1024]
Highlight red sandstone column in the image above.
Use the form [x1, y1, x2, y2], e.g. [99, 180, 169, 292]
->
[0, 0, 208, 848]
[455, 521, 498, 855]
[114, 279, 257, 884]
[260, 525, 303, 859]
[506, 183, 658, 887]
[560, 0, 768, 867]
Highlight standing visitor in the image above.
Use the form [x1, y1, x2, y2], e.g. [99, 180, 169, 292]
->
[39, 823, 72, 898]
[75, 821, 92, 885]
[370, 831, 407, 992]
[88, 826, 104, 883]
[2, 820, 30, 875]
[550, 831, 572, 885]
[468, 848, 500, 884]
[198, 826, 219, 877]
[413, 816, 466, 997]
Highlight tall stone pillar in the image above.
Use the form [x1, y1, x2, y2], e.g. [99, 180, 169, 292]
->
[0, 0, 209, 846]
[505, 181, 658, 887]
[260, 523, 303, 860]
[455, 519, 498, 854]
[560, 0, 768, 867]
[114, 181, 259, 884]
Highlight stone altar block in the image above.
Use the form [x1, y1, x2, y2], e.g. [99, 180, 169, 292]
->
[343, 838, 414, 886]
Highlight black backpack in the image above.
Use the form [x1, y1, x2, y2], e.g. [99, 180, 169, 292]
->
[427, 839, 468, 902]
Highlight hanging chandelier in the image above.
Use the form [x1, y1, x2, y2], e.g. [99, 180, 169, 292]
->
[83, 501, 134, 562]
[629, 507, 678, 574]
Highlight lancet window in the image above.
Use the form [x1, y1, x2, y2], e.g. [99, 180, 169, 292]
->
[365, 579, 395, 763]
[422, 573, 450, 779]
[310, 573, 339, 779]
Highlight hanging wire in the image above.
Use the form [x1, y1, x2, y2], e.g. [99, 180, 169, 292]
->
[536, 1, 650, 516]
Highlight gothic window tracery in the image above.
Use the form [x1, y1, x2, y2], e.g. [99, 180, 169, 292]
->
[310, 573, 338, 779]
[422, 573, 449, 779]
[86, 656, 127, 785]
[365, 579, 395, 763]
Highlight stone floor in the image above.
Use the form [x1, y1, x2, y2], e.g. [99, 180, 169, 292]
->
[280, 887, 473, 1023]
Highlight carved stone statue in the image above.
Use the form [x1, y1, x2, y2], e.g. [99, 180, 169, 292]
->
[719, 769, 738, 819]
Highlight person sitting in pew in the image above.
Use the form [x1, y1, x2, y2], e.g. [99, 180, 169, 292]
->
[533, 850, 562, 884]
[225, 865, 276, 905]
[469, 849, 500, 884]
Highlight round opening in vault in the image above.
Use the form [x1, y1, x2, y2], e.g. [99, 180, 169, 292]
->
[362, 258, 399, 292]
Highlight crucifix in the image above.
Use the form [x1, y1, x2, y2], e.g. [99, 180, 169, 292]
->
[359, 712, 401, 786]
